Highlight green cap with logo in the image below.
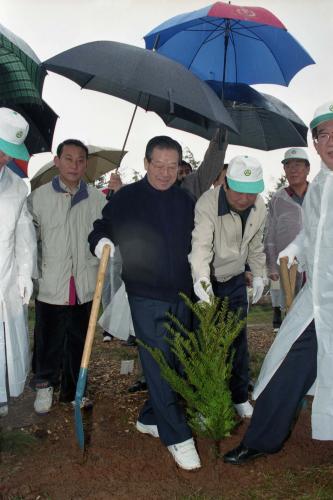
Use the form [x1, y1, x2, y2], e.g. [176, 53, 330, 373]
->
[226, 155, 264, 194]
[0, 107, 29, 161]
[310, 101, 333, 130]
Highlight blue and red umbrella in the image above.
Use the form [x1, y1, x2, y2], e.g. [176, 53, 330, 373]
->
[145, 1, 315, 88]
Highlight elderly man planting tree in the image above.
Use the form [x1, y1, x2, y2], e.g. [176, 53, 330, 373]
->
[188, 156, 266, 419]
[0, 108, 36, 417]
[89, 135, 201, 471]
[224, 101, 333, 465]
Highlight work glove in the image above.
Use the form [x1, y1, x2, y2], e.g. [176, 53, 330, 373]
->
[252, 276, 265, 304]
[17, 275, 33, 305]
[277, 242, 300, 269]
[194, 277, 214, 304]
[94, 238, 115, 259]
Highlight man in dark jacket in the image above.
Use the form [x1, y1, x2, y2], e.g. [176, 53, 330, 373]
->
[88, 136, 201, 471]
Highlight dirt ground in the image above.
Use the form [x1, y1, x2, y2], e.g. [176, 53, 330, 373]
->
[1, 325, 333, 500]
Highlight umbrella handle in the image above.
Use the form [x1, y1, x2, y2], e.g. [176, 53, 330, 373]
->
[80, 244, 111, 368]
[106, 103, 139, 201]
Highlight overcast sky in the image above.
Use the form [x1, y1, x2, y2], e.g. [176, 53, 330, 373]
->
[3, 0, 333, 191]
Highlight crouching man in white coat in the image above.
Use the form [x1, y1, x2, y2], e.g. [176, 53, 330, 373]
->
[224, 101, 333, 465]
[0, 108, 36, 417]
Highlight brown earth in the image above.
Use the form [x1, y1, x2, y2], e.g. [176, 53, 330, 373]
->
[1, 326, 333, 500]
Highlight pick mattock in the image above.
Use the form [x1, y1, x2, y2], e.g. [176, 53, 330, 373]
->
[74, 244, 111, 450]
[279, 256, 298, 312]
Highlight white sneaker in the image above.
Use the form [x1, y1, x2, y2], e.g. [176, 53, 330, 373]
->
[167, 438, 201, 470]
[34, 387, 54, 414]
[136, 420, 159, 438]
[234, 400, 253, 418]
[0, 405, 8, 417]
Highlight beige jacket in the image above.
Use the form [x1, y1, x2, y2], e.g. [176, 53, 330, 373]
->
[188, 186, 266, 283]
[28, 178, 106, 305]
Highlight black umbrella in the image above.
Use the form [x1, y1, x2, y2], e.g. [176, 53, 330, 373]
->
[43, 41, 237, 139]
[0, 23, 46, 105]
[159, 83, 307, 151]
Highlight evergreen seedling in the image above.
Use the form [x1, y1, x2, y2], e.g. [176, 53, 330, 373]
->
[139, 294, 245, 442]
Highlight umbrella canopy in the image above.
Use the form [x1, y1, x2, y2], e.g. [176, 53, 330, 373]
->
[0, 23, 46, 104]
[30, 146, 127, 190]
[43, 40, 237, 134]
[159, 83, 308, 151]
[144, 1, 315, 87]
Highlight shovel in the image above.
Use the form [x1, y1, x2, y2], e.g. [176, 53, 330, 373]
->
[75, 244, 111, 450]
[279, 256, 298, 312]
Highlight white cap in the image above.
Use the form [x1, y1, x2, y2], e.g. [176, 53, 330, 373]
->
[0, 108, 29, 161]
[226, 155, 264, 194]
[310, 101, 333, 130]
[281, 148, 309, 165]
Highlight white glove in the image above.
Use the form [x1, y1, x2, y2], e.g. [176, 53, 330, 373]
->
[252, 276, 264, 304]
[277, 242, 300, 269]
[17, 275, 33, 305]
[94, 238, 115, 259]
[194, 277, 214, 304]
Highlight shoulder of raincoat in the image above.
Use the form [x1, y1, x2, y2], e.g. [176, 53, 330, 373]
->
[264, 187, 304, 274]
[188, 186, 266, 283]
[253, 163, 333, 441]
[0, 166, 37, 401]
[181, 129, 227, 200]
[28, 180, 106, 305]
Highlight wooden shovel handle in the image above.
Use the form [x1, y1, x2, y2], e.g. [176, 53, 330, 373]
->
[81, 244, 111, 369]
[289, 263, 298, 302]
[279, 256, 293, 311]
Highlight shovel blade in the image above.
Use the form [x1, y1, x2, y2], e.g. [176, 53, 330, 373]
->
[75, 367, 88, 450]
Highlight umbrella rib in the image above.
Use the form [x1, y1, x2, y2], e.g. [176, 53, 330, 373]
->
[187, 18, 226, 69]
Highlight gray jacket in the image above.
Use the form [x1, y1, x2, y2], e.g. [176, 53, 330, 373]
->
[28, 178, 106, 305]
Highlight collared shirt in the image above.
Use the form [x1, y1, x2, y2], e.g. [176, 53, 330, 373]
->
[218, 187, 254, 236]
[284, 183, 308, 206]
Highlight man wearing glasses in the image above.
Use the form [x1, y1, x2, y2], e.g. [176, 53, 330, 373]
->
[264, 147, 310, 330]
[224, 101, 333, 465]
[89, 136, 201, 471]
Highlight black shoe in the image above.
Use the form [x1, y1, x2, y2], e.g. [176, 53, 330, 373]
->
[223, 443, 265, 465]
[126, 335, 137, 347]
[128, 380, 147, 393]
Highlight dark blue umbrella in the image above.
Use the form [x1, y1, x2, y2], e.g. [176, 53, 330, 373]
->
[157, 83, 308, 151]
[144, 1, 315, 87]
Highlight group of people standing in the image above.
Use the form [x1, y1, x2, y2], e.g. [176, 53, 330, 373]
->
[1, 100, 333, 471]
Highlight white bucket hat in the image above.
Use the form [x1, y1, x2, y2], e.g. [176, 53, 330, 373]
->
[226, 155, 264, 194]
[282, 148, 309, 165]
[310, 101, 333, 130]
[0, 108, 29, 161]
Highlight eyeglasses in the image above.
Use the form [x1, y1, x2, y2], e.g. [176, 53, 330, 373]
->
[149, 159, 179, 172]
[315, 132, 333, 144]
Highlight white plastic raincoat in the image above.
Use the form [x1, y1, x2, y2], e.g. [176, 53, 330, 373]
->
[253, 162, 333, 440]
[0, 167, 37, 403]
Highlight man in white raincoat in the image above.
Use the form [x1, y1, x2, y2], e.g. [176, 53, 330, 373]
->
[224, 101, 333, 465]
[0, 108, 36, 417]
[265, 147, 310, 329]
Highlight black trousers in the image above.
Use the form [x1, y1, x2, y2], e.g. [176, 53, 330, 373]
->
[212, 273, 249, 404]
[128, 294, 192, 447]
[243, 320, 317, 453]
[33, 299, 92, 402]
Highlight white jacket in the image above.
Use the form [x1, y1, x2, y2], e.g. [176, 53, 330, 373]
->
[189, 186, 266, 283]
[0, 167, 37, 402]
[253, 162, 333, 440]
